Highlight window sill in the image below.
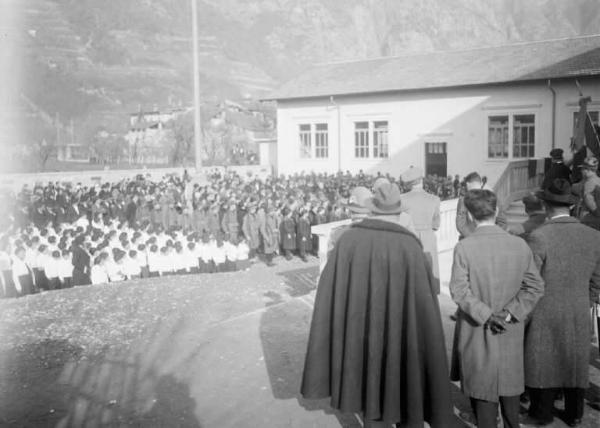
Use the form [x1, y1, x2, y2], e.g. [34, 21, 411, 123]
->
[485, 157, 536, 163]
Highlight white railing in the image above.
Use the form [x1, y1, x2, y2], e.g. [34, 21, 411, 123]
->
[312, 199, 460, 274]
[493, 159, 545, 209]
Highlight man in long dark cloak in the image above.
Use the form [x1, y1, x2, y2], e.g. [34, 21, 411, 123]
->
[301, 181, 453, 427]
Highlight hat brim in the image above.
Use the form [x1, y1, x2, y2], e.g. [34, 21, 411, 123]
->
[363, 197, 404, 215]
[343, 202, 371, 214]
[535, 190, 578, 205]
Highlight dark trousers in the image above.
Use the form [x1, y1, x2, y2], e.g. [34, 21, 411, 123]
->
[470, 395, 520, 428]
[47, 277, 61, 290]
[528, 387, 585, 423]
[62, 277, 73, 289]
[17, 274, 35, 296]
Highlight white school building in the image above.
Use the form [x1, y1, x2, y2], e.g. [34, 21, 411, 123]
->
[266, 35, 600, 185]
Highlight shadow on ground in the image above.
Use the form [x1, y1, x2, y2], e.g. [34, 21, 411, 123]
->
[276, 266, 319, 297]
[259, 299, 362, 427]
[0, 321, 204, 427]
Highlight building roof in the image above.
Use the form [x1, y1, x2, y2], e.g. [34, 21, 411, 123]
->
[267, 35, 600, 101]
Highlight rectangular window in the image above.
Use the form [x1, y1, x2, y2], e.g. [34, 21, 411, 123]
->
[299, 124, 311, 158]
[315, 123, 329, 158]
[513, 114, 535, 158]
[488, 115, 509, 159]
[354, 121, 370, 158]
[373, 121, 389, 158]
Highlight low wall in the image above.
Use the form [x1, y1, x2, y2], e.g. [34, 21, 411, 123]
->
[312, 198, 459, 275]
[0, 164, 272, 191]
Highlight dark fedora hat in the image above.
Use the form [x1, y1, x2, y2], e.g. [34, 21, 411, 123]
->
[364, 179, 403, 215]
[536, 178, 578, 205]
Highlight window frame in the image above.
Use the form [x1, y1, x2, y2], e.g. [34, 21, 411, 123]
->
[373, 120, 389, 159]
[353, 119, 390, 159]
[297, 122, 329, 160]
[485, 111, 537, 161]
[314, 123, 329, 159]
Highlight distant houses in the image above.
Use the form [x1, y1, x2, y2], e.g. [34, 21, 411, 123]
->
[125, 106, 189, 164]
[55, 101, 276, 167]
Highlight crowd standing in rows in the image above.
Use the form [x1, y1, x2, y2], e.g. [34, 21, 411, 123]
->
[0, 169, 460, 298]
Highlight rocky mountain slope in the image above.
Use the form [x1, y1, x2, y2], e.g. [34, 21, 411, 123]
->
[7, 0, 600, 142]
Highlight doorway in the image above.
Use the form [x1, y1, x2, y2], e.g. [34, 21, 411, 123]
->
[425, 142, 447, 178]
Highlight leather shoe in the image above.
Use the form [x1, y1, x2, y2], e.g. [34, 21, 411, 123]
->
[520, 414, 553, 426]
[566, 418, 582, 427]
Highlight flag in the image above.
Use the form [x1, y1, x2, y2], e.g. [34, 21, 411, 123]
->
[571, 96, 600, 180]
[571, 96, 591, 152]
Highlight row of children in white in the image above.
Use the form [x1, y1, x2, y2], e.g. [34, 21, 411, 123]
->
[0, 250, 73, 293]
[90, 238, 250, 285]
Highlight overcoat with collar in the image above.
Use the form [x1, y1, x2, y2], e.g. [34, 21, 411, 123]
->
[525, 216, 600, 388]
[302, 219, 453, 427]
[449, 225, 544, 402]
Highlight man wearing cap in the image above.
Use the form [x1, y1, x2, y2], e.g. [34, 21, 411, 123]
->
[450, 189, 544, 428]
[302, 176, 453, 427]
[524, 178, 600, 426]
[400, 166, 441, 294]
[542, 148, 571, 189]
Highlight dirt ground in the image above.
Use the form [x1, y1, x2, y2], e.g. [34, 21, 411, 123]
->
[0, 253, 598, 427]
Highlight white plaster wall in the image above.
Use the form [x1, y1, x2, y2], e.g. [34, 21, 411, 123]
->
[276, 78, 600, 184]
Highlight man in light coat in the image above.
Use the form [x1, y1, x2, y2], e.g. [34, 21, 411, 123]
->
[450, 189, 544, 428]
[400, 166, 441, 294]
[524, 178, 600, 426]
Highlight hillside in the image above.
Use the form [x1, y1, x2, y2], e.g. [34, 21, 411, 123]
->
[5, 0, 600, 151]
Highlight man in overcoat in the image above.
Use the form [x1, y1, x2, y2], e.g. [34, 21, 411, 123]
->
[261, 203, 279, 266]
[524, 178, 600, 426]
[242, 203, 261, 259]
[400, 166, 441, 294]
[302, 181, 453, 427]
[295, 208, 312, 262]
[280, 206, 296, 259]
[220, 201, 240, 243]
[449, 189, 544, 428]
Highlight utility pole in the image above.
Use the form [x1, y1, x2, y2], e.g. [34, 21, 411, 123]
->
[55, 112, 60, 146]
[191, 0, 203, 173]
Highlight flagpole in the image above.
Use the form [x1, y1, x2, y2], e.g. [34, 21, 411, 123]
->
[191, 0, 202, 173]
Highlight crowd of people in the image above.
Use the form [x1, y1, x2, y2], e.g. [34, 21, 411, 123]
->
[2, 147, 600, 426]
[0, 169, 461, 298]
[302, 148, 600, 428]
